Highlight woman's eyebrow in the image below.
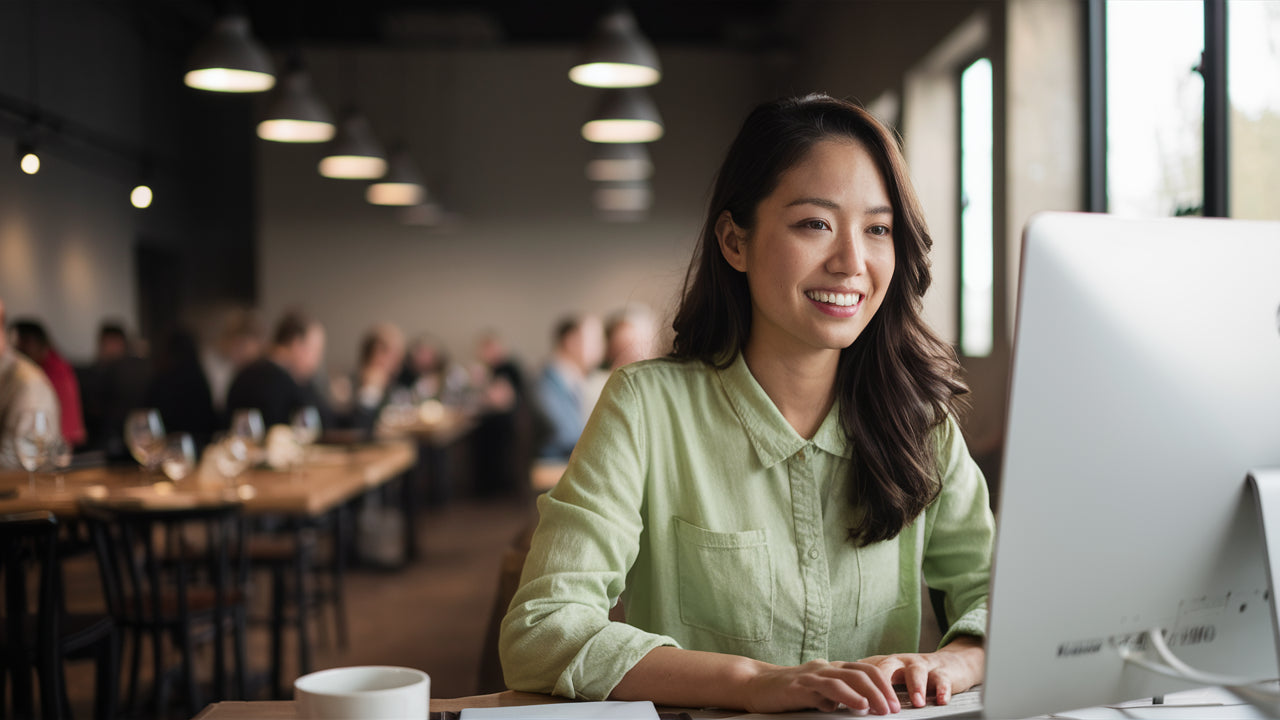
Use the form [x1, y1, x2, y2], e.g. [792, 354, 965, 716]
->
[784, 196, 839, 210]
[864, 205, 893, 216]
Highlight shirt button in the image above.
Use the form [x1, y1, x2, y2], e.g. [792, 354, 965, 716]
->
[808, 547, 820, 559]
[797, 449, 807, 462]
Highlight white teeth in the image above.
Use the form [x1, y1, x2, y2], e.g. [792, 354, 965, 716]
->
[807, 291, 862, 307]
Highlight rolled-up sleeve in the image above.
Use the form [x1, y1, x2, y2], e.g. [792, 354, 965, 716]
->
[499, 371, 679, 700]
[922, 415, 996, 648]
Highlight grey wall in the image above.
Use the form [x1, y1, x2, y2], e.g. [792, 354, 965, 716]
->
[258, 46, 768, 376]
[0, 1, 256, 362]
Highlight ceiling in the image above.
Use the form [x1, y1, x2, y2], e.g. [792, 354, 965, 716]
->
[240, 0, 788, 51]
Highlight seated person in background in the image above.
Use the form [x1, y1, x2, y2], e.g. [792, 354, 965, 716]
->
[12, 318, 85, 447]
[500, 95, 994, 714]
[345, 322, 406, 438]
[200, 306, 264, 421]
[534, 314, 603, 461]
[581, 306, 659, 416]
[471, 330, 530, 498]
[145, 328, 217, 449]
[397, 334, 446, 401]
[79, 321, 150, 457]
[0, 298, 60, 468]
[226, 310, 327, 428]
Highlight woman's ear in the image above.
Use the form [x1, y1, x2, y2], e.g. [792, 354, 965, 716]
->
[716, 211, 748, 272]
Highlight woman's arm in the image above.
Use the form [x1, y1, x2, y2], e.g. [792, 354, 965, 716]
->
[611, 646, 902, 715]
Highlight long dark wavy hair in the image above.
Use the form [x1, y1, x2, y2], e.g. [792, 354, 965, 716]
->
[671, 93, 969, 546]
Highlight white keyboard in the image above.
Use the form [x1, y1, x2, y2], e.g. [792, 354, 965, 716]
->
[890, 688, 984, 718]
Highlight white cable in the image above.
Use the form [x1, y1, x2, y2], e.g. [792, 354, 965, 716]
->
[1120, 627, 1280, 709]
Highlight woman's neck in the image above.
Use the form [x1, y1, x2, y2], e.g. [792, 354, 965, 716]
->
[741, 340, 839, 440]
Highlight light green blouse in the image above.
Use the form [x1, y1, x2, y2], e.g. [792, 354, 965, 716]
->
[500, 354, 995, 701]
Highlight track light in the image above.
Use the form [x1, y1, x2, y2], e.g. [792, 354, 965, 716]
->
[569, 7, 661, 88]
[16, 142, 40, 175]
[131, 184, 153, 209]
[185, 14, 276, 93]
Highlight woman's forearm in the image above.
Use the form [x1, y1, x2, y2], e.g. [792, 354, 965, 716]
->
[609, 646, 764, 709]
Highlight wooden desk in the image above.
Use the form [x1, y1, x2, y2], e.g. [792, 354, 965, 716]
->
[0, 440, 417, 519]
[192, 691, 740, 718]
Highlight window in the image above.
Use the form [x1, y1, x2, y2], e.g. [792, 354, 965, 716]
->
[1105, 0, 1205, 217]
[959, 57, 993, 358]
[1229, 0, 1280, 220]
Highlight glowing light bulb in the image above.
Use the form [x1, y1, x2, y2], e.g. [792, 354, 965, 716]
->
[131, 184, 153, 209]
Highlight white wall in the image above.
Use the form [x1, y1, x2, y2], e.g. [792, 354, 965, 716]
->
[259, 46, 764, 376]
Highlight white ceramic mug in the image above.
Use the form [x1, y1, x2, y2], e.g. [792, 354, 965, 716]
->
[294, 666, 430, 719]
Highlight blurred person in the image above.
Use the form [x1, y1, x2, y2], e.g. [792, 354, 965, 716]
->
[201, 306, 264, 418]
[398, 334, 447, 401]
[471, 330, 530, 498]
[346, 322, 406, 438]
[12, 318, 85, 446]
[0, 298, 60, 468]
[79, 321, 150, 459]
[226, 310, 328, 428]
[145, 328, 217, 448]
[582, 306, 659, 414]
[534, 314, 603, 461]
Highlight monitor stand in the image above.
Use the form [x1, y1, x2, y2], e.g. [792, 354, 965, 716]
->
[1243, 468, 1280, 713]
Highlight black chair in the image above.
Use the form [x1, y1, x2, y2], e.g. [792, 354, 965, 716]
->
[0, 511, 118, 720]
[81, 499, 249, 718]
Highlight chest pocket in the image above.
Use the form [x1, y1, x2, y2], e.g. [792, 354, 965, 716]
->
[674, 517, 773, 642]
[856, 535, 910, 624]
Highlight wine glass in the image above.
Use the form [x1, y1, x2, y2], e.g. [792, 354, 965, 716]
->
[291, 406, 322, 447]
[160, 432, 196, 483]
[209, 432, 251, 485]
[45, 435, 73, 492]
[124, 408, 166, 475]
[230, 408, 265, 465]
[15, 409, 54, 491]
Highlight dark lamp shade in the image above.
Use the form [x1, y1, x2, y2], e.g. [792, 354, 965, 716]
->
[184, 15, 276, 93]
[582, 88, 664, 143]
[258, 69, 335, 143]
[586, 142, 653, 181]
[367, 150, 427, 206]
[319, 113, 387, 179]
[569, 8, 661, 88]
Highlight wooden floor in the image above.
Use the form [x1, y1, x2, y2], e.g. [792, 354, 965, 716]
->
[61, 494, 539, 719]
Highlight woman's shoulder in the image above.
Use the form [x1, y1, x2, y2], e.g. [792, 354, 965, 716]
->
[613, 356, 715, 385]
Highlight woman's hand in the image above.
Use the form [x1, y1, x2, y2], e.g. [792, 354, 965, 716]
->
[741, 659, 901, 715]
[858, 635, 985, 709]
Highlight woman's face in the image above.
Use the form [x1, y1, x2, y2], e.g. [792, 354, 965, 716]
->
[718, 138, 896, 363]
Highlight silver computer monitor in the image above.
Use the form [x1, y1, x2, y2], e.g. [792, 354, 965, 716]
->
[982, 211, 1280, 719]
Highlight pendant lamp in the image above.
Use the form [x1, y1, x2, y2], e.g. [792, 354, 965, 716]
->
[258, 60, 335, 143]
[16, 141, 40, 175]
[367, 148, 427, 206]
[184, 14, 276, 93]
[586, 142, 653, 182]
[593, 180, 652, 213]
[569, 8, 661, 88]
[582, 88, 664, 143]
[318, 110, 387, 179]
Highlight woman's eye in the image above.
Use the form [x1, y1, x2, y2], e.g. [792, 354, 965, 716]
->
[801, 219, 831, 231]
[868, 224, 892, 237]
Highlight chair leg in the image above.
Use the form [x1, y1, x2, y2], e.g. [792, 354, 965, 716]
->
[177, 625, 200, 718]
[37, 660, 62, 720]
[294, 542, 312, 680]
[269, 565, 285, 699]
[233, 606, 248, 701]
[94, 631, 120, 720]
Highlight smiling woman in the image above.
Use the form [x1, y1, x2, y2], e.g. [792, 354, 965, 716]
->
[499, 94, 994, 716]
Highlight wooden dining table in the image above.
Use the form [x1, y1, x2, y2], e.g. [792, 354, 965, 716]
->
[191, 691, 741, 719]
[0, 439, 417, 519]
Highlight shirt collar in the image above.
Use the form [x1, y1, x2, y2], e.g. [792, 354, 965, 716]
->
[716, 353, 852, 468]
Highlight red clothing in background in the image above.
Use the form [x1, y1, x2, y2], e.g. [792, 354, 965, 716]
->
[39, 348, 86, 445]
